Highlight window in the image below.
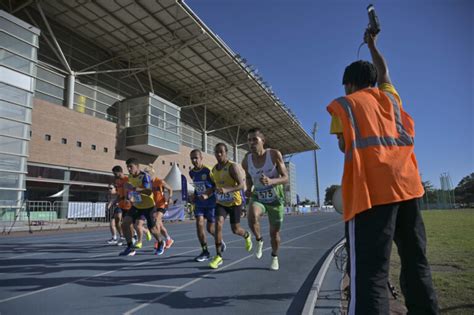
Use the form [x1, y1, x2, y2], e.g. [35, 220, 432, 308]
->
[91, 144, 96, 150]
[169, 162, 172, 166]
[177, 163, 179, 167]
[45, 134, 51, 141]
[29, 131, 32, 137]
[76, 141, 82, 147]
[103, 147, 108, 153]
[61, 138, 67, 144]
[183, 165, 186, 169]
[162, 160, 165, 165]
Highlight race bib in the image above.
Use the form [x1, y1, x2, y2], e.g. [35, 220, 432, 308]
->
[216, 192, 234, 203]
[194, 182, 207, 195]
[256, 186, 277, 203]
[128, 191, 142, 203]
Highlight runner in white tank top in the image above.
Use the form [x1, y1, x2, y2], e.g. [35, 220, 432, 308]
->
[242, 128, 289, 271]
[247, 149, 281, 204]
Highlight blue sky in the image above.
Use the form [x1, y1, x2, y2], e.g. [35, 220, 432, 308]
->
[187, 0, 473, 201]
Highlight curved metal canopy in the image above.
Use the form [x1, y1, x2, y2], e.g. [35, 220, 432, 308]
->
[7, 0, 319, 154]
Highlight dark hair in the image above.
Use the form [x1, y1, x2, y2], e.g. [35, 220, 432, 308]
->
[112, 165, 123, 172]
[190, 149, 202, 156]
[248, 127, 265, 141]
[342, 60, 377, 88]
[125, 158, 139, 166]
[215, 143, 228, 152]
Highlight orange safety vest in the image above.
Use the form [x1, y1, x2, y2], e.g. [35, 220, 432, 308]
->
[327, 88, 424, 221]
[152, 178, 168, 209]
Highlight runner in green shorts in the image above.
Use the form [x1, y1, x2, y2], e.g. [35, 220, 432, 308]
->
[242, 128, 289, 271]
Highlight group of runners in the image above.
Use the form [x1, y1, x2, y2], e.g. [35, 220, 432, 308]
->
[106, 128, 289, 270]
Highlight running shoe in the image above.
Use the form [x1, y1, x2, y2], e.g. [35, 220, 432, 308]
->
[164, 238, 174, 249]
[134, 241, 143, 249]
[107, 238, 118, 245]
[255, 240, 263, 259]
[119, 247, 136, 256]
[195, 251, 211, 262]
[117, 238, 124, 246]
[145, 230, 152, 242]
[154, 241, 165, 255]
[209, 255, 223, 269]
[221, 240, 227, 253]
[245, 234, 253, 252]
[270, 256, 279, 271]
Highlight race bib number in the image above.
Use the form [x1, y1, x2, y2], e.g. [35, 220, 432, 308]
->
[256, 187, 277, 203]
[194, 182, 207, 195]
[216, 192, 234, 203]
[128, 191, 142, 203]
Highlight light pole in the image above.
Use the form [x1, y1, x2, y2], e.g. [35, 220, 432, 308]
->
[311, 122, 320, 207]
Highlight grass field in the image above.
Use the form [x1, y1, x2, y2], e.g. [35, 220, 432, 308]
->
[390, 209, 474, 314]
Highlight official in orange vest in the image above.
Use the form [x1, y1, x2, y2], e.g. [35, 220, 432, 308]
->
[327, 31, 438, 315]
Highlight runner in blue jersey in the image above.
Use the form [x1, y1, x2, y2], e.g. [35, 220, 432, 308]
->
[189, 149, 225, 262]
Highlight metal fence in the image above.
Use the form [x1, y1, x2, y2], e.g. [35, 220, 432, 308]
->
[0, 200, 110, 226]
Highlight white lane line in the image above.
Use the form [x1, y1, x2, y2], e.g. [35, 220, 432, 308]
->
[0, 226, 268, 304]
[131, 283, 179, 289]
[2, 218, 334, 261]
[219, 246, 317, 250]
[123, 220, 343, 314]
[3, 213, 327, 244]
[4, 252, 44, 260]
[280, 246, 317, 249]
[0, 217, 338, 305]
[79, 279, 179, 290]
[6, 224, 198, 243]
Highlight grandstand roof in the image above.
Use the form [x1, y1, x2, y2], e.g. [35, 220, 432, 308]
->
[11, 0, 318, 154]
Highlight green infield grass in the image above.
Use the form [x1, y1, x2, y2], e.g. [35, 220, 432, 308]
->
[390, 209, 474, 314]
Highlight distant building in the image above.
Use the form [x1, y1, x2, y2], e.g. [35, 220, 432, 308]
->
[0, 3, 316, 214]
[284, 162, 297, 206]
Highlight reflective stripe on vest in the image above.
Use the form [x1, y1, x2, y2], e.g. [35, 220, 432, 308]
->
[335, 93, 414, 161]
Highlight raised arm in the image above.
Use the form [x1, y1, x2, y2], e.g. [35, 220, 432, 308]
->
[365, 31, 391, 86]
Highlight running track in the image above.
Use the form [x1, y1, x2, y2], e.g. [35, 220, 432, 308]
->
[0, 212, 343, 314]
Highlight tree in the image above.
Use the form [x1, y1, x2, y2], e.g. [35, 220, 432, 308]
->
[324, 185, 340, 205]
[454, 173, 474, 204]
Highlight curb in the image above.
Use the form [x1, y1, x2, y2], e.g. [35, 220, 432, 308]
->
[302, 238, 346, 315]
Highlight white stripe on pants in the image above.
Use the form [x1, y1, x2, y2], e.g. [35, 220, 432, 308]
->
[348, 218, 356, 315]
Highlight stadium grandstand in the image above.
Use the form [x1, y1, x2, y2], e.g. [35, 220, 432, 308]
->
[0, 0, 317, 214]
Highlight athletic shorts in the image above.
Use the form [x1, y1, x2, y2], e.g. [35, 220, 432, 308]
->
[125, 206, 157, 230]
[251, 200, 284, 227]
[216, 204, 243, 225]
[107, 207, 122, 219]
[194, 207, 216, 223]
